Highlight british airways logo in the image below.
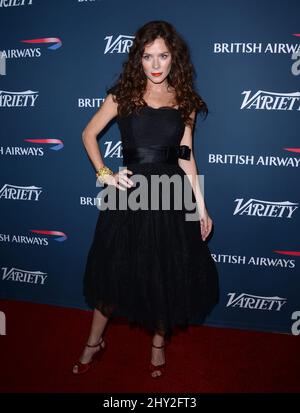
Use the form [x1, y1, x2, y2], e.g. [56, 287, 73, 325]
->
[0, 230, 67, 245]
[0, 138, 64, 157]
[20, 37, 62, 50]
[0, 37, 62, 60]
[283, 147, 300, 154]
[214, 41, 300, 54]
[78, 97, 105, 108]
[274, 250, 300, 257]
[208, 147, 300, 168]
[212, 252, 296, 269]
[24, 138, 64, 151]
[104, 35, 134, 54]
[30, 230, 67, 242]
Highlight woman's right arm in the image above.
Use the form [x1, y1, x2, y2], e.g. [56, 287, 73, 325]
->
[82, 94, 134, 190]
[81, 93, 118, 172]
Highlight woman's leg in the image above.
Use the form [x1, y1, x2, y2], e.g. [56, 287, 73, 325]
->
[87, 308, 109, 344]
[72, 308, 109, 373]
[150, 330, 166, 378]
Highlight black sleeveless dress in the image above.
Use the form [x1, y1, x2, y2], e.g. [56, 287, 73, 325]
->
[83, 105, 219, 338]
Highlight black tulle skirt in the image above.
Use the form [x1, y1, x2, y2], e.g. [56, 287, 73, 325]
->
[83, 162, 219, 338]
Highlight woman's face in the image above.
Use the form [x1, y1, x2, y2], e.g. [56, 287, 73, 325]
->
[141, 37, 172, 84]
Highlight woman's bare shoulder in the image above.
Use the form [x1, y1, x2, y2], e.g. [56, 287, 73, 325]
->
[100, 93, 118, 117]
[82, 93, 118, 137]
[105, 92, 118, 106]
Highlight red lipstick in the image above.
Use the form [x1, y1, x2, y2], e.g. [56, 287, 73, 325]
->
[151, 72, 162, 77]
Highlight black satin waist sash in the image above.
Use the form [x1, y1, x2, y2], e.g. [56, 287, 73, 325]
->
[122, 144, 191, 165]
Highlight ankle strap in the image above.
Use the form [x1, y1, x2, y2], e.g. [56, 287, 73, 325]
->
[86, 337, 103, 348]
[152, 343, 164, 349]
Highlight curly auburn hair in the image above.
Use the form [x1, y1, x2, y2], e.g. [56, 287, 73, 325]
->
[106, 20, 209, 127]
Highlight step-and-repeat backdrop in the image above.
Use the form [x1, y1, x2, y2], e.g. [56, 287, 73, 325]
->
[1, 0, 299, 335]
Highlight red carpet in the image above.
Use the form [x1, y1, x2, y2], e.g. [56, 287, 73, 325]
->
[0, 299, 299, 393]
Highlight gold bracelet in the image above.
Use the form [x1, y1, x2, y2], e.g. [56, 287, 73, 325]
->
[96, 165, 113, 183]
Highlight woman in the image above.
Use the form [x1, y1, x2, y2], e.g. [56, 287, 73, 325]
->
[72, 20, 219, 378]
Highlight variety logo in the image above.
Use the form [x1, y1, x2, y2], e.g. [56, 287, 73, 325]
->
[0, 230, 67, 245]
[240, 90, 300, 111]
[208, 148, 300, 168]
[226, 293, 287, 311]
[233, 198, 298, 218]
[103, 141, 122, 158]
[104, 35, 134, 54]
[0, 184, 42, 201]
[213, 41, 300, 54]
[80, 140, 122, 159]
[0, 138, 64, 157]
[0, 90, 38, 107]
[212, 253, 296, 269]
[0, 0, 33, 7]
[1, 267, 47, 285]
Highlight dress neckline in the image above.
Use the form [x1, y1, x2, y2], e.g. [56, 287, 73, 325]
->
[145, 104, 180, 111]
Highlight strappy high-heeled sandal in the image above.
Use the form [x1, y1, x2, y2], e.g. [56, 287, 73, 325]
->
[149, 343, 166, 378]
[72, 337, 106, 375]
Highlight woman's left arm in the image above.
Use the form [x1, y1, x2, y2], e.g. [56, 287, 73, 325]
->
[178, 110, 213, 241]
